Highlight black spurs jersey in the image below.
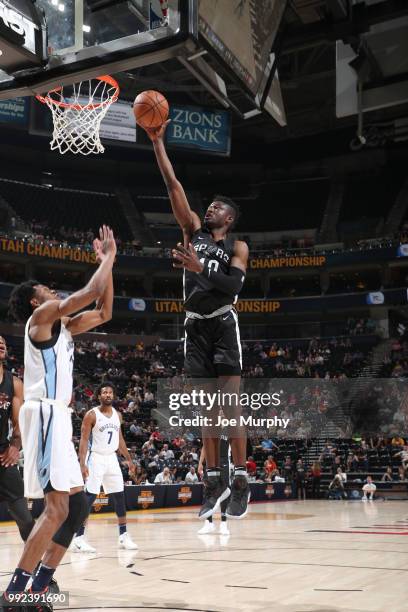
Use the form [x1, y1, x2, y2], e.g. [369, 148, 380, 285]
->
[0, 370, 14, 452]
[184, 228, 237, 315]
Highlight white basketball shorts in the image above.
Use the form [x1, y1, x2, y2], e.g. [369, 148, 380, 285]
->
[19, 399, 83, 499]
[85, 451, 124, 494]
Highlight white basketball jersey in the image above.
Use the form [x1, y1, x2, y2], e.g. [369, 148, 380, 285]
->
[24, 317, 74, 405]
[89, 406, 120, 455]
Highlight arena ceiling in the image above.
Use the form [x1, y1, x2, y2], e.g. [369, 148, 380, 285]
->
[115, 0, 408, 147]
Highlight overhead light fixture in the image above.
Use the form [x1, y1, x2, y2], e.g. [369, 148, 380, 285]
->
[58, 3, 65, 10]
[83, 24, 91, 33]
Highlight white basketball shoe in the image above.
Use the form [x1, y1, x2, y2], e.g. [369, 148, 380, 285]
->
[71, 535, 96, 553]
[118, 532, 138, 550]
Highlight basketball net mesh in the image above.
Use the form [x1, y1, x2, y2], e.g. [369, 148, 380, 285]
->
[36, 76, 119, 155]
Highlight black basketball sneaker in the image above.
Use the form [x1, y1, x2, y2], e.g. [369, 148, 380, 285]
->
[226, 476, 251, 519]
[199, 476, 231, 520]
[47, 579, 59, 595]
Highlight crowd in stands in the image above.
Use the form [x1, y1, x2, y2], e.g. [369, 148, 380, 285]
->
[240, 332, 372, 380]
[1, 221, 405, 262]
[4, 315, 407, 498]
[382, 337, 408, 379]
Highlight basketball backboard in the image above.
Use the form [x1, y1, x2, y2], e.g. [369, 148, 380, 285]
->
[0, 0, 188, 98]
[0, 0, 287, 125]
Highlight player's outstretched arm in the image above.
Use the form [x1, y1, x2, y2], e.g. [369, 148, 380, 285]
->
[31, 226, 116, 336]
[65, 270, 114, 336]
[79, 410, 96, 481]
[145, 121, 201, 236]
[0, 376, 23, 467]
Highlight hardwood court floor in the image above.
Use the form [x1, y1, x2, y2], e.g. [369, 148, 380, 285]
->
[1, 500, 408, 612]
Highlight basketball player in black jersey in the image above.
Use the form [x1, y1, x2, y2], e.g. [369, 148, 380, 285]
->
[146, 121, 250, 519]
[0, 337, 35, 543]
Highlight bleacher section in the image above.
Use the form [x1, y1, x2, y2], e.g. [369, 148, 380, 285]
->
[0, 178, 132, 241]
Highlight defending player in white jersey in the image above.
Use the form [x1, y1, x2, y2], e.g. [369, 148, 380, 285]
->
[72, 382, 137, 552]
[3, 226, 116, 611]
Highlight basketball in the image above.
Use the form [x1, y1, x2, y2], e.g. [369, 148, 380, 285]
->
[133, 90, 169, 129]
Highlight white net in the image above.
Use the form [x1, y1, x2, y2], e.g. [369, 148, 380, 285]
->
[37, 76, 119, 155]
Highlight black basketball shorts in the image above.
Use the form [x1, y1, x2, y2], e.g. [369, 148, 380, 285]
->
[184, 309, 242, 378]
[0, 464, 25, 503]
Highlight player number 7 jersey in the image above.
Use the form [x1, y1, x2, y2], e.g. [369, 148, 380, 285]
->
[89, 406, 120, 454]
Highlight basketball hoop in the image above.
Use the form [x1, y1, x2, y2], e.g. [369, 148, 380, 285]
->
[36, 75, 120, 155]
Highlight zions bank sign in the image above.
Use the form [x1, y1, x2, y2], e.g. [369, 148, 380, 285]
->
[166, 105, 231, 156]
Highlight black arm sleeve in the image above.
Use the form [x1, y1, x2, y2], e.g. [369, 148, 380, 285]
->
[200, 261, 245, 296]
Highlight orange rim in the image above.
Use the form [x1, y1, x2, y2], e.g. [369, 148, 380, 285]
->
[35, 75, 120, 110]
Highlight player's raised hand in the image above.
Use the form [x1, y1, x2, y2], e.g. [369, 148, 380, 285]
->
[172, 242, 204, 273]
[145, 119, 171, 143]
[94, 225, 117, 262]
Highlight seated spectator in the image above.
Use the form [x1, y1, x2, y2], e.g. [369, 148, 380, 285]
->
[362, 475, 376, 501]
[151, 427, 162, 442]
[161, 443, 175, 461]
[391, 435, 405, 447]
[398, 466, 407, 481]
[154, 467, 173, 484]
[172, 434, 186, 449]
[394, 445, 408, 470]
[261, 438, 277, 453]
[189, 447, 199, 461]
[327, 474, 347, 500]
[246, 456, 257, 478]
[133, 466, 150, 485]
[265, 454, 277, 475]
[260, 461, 273, 482]
[335, 467, 347, 483]
[346, 452, 359, 472]
[271, 469, 285, 483]
[129, 423, 143, 437]
[381, 466, 393, 482]
[319, 440, 335, 462]
[184, 429, 195, 443]
[144, 389, 155, 402]
[332, 455, 344, 473]
[185, 466, 198, 484]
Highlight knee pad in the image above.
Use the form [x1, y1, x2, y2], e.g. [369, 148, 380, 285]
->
[111, 491, 126, 518]
[8, 498, 35, 542]
[52, 491, 90, 548]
